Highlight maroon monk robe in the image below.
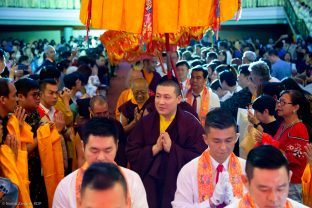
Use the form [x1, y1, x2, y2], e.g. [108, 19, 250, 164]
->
[118, 96, 155, 126]
[126, 106, 207, 208]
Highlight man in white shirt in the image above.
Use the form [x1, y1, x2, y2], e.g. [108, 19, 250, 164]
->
[53, 117, 148, 208]
[172, 108, 246, 207]
[175, 60, 191, 98]
[80, 162, 130, 208]
[226, 145, 308, 208]
[186, 66, 220, 126]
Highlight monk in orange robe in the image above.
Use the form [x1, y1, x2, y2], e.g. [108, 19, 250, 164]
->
[0, 78, 33, 207]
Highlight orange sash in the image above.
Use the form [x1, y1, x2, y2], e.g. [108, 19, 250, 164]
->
[37, 124, 64, 208]
[302, 164, 312, 207]
[238, 193, 293, 208]
[4, 115, 34, 207]
[75, 162, 131, 208]
[197, 150, 243, 202]
[186, 86, 210, 126]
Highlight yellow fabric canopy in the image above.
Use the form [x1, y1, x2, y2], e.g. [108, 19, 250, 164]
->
[80, 0, 240, 33]
[80, 0, 241, 63]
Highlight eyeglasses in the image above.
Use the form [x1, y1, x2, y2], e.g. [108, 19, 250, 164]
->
[276, 99, 293, 106]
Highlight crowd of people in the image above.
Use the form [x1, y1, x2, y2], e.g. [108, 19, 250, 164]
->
[0, 33, 312, 208]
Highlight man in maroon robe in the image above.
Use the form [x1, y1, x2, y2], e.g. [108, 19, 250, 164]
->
[126, 77, 207, 208]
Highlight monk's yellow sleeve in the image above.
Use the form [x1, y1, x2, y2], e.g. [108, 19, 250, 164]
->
[302, 164, 312, 207]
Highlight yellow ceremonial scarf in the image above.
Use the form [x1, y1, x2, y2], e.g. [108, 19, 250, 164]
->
[159, 113, 175, 133]
[197, 150, 243, 202]
[142, 69, 153, 85]
[75, 162, 131, 208]
[186, 86, 210, 127]
[238, 193, 293, 208]
[302, 164, 312, 207]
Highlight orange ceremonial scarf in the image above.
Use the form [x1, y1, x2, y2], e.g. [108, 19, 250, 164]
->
[197, 150, 243, 202]
[186, 86, 210, 127]
[238, 193, 292, 208]
[75, 162, 131, 208]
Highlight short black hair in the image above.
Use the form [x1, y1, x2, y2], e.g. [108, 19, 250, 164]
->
[14, 78, 39, 97]
[176, 60, 190, 69]
[157, 76, 181, 96]
[205, 108, 236, 133]
[39, 65, 61, 81]
[82, 117, 119, 145]
[246, 145, 290, 181]
[219, 70, 237, 87]
[238, 64, 250, 76]
[56, 59, 70, 72]
[206, 52, 218, 61]
[210, 79, 222, 91]
[81, 162, 128, 199]
[252, 95, 276, 115]
[63, 72, 80, 90]
[39, 79, 58, 92]
[0, 78, 10, 97]
[191, 66, 208, 79]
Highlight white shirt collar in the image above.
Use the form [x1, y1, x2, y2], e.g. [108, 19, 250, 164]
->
[210, 153, 230, 172]
[39, 103, 56, 121]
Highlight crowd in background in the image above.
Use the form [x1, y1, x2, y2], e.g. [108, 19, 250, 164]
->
[1, 32, 312, 207]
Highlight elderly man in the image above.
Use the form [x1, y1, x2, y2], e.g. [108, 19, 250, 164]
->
[173, 108, 246, 207]
[36, 45, 56, 74]
[226, 145, 308, 208]
[126, 77, 207, 208]
[242, 51, 257, 64]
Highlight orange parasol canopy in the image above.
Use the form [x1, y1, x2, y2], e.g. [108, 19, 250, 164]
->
[80, 0, 241, 63]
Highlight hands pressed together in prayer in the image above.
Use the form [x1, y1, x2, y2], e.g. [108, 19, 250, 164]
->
[5, 135, 20, 160]
[134, 107, 143, 122]
[14, 106, 27, 130]
[55, 112, 66, 133]
[210, 172, 234, 207]
[152, 132, 172, 156]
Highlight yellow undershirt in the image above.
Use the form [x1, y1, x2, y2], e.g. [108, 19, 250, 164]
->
[159, 113, 176, 133]
[143, 69, 153, 85]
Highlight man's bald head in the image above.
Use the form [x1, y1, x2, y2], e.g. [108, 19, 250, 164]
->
[131, 78, 149, 104]
[89, 95, 109, 118]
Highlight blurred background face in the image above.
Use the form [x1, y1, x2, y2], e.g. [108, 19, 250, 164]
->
[46, 47, 56, 60]
[190, 71, 206, 93]
[238, 73, 250, 88]
[19, 89, 40, 111]
[90, 102, 109, 118]
[4, 83, 18, 113]
[176, 65, 189, 82]
[247, 167, 290, 208]
[40, 84, 58, 108]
